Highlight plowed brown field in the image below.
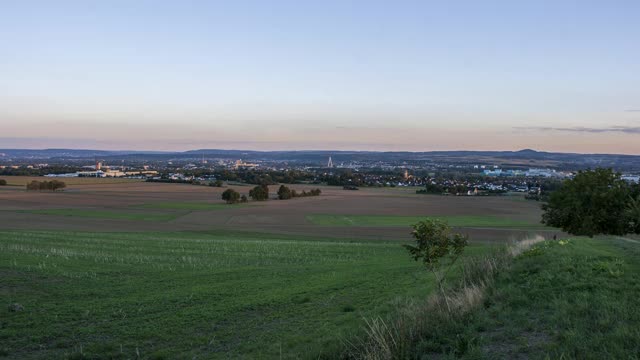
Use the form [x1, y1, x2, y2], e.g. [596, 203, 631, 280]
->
[0, 177, 560, 242]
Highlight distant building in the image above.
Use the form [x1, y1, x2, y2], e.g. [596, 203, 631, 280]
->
[483, 169, 503, 176]
[234, 159, 259, 169]
[622, 175, 640, 183]
[526, 168, 557, 177]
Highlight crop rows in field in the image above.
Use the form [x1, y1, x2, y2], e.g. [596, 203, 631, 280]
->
[306, 214, 549, 229]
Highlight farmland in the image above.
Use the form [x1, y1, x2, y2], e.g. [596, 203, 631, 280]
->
[0, 178, 561, 358]
[306, 214, 549, 229]
[0, 180, 558, 241]
[2, 230, 484, 358]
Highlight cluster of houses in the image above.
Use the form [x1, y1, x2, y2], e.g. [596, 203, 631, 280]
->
[45, 162, 158, 178]
[482, 168, 569, 178]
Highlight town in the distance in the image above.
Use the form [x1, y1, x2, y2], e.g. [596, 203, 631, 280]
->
[1, 148, 639, 198]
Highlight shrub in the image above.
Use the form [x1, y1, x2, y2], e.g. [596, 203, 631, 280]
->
[210, 180, 224, 187]
[249, 185, 269, 201]
[275, 186, 322, 200]
[25, 180, 66, 191]
[221, 189, 240, 204]
[0, 179, 6, 186]
[277, 185, 292, 200]
[404, 218, 468, 313]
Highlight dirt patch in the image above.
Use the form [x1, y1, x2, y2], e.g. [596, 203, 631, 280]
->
[482, 329, 552, 359]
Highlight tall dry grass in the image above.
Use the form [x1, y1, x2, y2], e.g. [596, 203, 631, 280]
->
[344, 235, 546, 360]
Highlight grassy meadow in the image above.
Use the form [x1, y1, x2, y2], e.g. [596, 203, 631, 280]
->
[0, 230, 488, 359]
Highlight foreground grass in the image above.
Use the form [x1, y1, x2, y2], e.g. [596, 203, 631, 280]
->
[460, 236, 640, 359]
[307, 214, 547, 229]
[0, 230, 488, 359]
[23, 209, 180, 222]
[351, 236, 640, 359]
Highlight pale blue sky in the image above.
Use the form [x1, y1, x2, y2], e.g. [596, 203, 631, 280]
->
[1, 1, 639, 153]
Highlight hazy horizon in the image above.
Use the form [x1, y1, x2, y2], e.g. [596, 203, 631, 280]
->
[3, 142, 640, 157]
[2, 1, 639, 154]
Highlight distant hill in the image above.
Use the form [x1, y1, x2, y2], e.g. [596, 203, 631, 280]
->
[1, 148, 640, 171]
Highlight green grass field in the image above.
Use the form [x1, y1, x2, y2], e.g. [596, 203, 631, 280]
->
[306, 214, 547, 229]
[134, 202, 249, 210]
[0, 230, 488, 359]
[24, 209, 180, 222]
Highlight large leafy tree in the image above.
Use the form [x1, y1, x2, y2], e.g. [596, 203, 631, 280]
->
[541, 168, 635, 237]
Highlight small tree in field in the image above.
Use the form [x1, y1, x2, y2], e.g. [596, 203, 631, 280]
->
[277, 185, 292, 200]
[249, 184, 269, 201]
[221, 189, 240, 204]
[404, 218, 468, 313]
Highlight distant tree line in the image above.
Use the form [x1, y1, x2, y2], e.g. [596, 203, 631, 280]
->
[179, 169, 317, 185]
[221, 189, 248, 204]
[0, 166, 83, 176]
[416, 183, 469, 195]
[321, 171, 365, 187]
[209, 180, 224, 187]
[417, 183, 503, 196]
[221, 185, 269, 204]
[221, 185, 322, 204]
[26, 180, 66, 192]
[277, 185, 321, 200]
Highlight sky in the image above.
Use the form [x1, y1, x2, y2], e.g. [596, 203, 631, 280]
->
[1, 1, 639, 154]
